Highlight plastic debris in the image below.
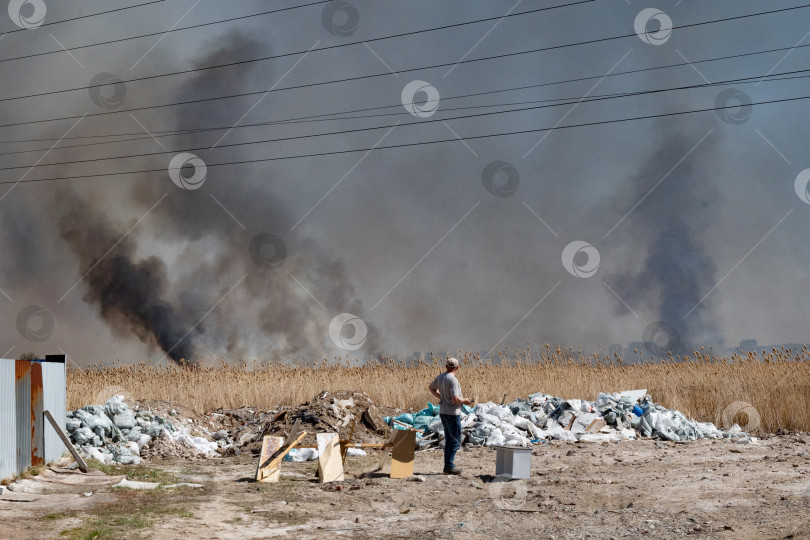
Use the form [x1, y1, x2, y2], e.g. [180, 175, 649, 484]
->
[114, 478, 160, 490]
[285, 448, 319, 462]
[385, 389, 746, 448]
[66, 395, 230, 465]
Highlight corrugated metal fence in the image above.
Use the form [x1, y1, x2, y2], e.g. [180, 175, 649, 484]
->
[1, 355, 67, 481]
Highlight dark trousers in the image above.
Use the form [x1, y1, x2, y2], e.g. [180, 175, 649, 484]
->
[440, 413, 462, 469]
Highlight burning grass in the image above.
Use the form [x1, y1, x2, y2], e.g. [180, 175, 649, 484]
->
[67, 346, 810, 433]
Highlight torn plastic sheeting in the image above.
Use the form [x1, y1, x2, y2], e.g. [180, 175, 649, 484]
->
[81, 412, 113, 435]
[511, 416, 543, 439]
[500, 423, 531, 447]
[461, 414, 478, 429]
[546, 425, 578, 442]
[115, 478, 159, 490]
[72, 427, 95, 445]
[508, 399, 533, 416]
[488, 406, 514, 423]
[136, 434, 152, 453]
[473, 401, 497, 415]
[285, 448, 319, 462]
[570, 412, 603, 434]
[428, 417, 444, 436]
[104, 395, 130, 418]
[578, 432, 621, 443]
[113, 412, 137, 430]
[160, 428, 219, 457]
[476, 412, 501, 427]
[81, 445, 113, 465]
[617, 389, 647, 402]
[484, 428, 506, 447]
[393, 413, 414, 425]
[468, 423, 495, 445]
[517, 409, 547, 428]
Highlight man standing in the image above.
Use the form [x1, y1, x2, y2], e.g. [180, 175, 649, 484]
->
[429, 357, 473, 475]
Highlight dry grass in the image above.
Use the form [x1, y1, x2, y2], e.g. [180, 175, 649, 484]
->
[67, 346, 810, 433]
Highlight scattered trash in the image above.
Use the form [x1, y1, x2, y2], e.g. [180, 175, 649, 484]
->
[285, 448, 319, 462]
[113, 478, 160, 490]
[735, 437, 759, 445]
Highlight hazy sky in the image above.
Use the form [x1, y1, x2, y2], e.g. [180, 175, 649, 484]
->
[0, 0, 808, 365]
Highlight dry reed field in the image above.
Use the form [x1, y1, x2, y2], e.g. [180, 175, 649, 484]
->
[66, 346, 810, 433]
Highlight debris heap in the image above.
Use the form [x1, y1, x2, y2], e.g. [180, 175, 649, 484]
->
[226, 390, 396, 456]
[66, 396, 228, 465]
[387, 389, 750, 447]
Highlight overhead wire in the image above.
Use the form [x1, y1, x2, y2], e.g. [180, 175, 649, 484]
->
[2, 92, 809, 186]
[1, 0, 167, 35]
[0, 0, 596, 71]
[0, 2, 803, 106]
[0, 36, 809, 156]
[1, 12, 809, 138]
[0, 66, 808, 172]
[0, 0, 333, 63]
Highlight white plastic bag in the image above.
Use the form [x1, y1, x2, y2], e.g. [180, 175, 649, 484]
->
[489, 406, 514, 423]
[484, 428, 506, 447]
[511, 416, 543, 439]
[288, 448, 319, 462]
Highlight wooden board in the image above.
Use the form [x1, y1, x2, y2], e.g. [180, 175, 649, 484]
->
[257, 431, 307, 483]
[43, 410, 88, 473]
[374, 429, 400, 472]
[285, 419, 302, 446]
[389, 429, 416, 479]
[585, 418, 606, 433]
[341, 416, 357, 464]
[317, 433, 344, 483]
[255, 436, 284, 483]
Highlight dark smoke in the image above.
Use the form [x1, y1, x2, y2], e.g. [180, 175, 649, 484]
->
[58, 191, 198, 362]
[604, 125, 723, 351]
[51, 30, 379, 363]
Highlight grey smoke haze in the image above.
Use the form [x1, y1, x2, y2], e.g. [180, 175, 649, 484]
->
[0, 1, 808, 364]
[604, 125, 722, 352]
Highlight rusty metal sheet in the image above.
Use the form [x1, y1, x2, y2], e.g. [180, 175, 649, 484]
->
[30, 361, 43, 467]
[15, 360, 31, 474]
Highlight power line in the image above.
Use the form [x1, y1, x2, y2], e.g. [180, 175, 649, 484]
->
[2, 0, 167, 35]
[0, 0, 595, 70]
[1, 34, 809, 156]
[1, 2, 801, 105]
[0, 0, 332, 63]
[0, 4, 806, 135]
[1, 67, 807, 172]
[3, 92, 809, 186]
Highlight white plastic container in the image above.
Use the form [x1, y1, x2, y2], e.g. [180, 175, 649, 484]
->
[495, 445, 532, 479]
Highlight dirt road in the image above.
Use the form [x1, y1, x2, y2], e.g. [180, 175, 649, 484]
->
[2, 435, 809, 539]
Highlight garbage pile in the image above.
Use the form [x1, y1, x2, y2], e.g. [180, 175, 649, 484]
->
[228, 390, 396, 456]
[66, 396, 229, 465]
[387, 389, 748, 447]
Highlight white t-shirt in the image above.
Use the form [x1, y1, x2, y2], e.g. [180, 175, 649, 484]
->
[429, 371, 462, 416]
